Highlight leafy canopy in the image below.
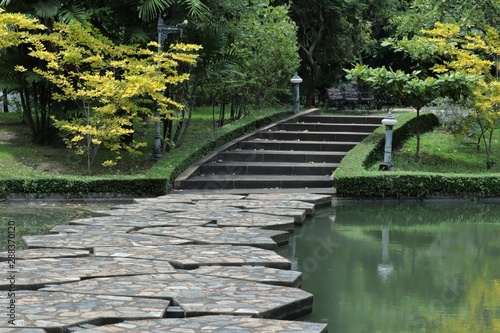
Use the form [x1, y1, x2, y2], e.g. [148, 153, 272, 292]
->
[3, 11, 201, 172]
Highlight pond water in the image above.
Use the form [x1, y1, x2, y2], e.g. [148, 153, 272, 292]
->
[1, 200, 499, 332]
[276, 201, 500, 333]
[0, 203, 112, 251]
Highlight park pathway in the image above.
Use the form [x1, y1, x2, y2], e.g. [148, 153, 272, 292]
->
[175, 109, 384, 192]
[1, 110, 383, 332]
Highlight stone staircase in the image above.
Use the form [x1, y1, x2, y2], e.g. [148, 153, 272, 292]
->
[174, 109, 384, 191]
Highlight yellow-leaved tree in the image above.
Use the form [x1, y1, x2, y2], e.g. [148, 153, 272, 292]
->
[10, 16, 200, 173]
[417, 23, 500, 169]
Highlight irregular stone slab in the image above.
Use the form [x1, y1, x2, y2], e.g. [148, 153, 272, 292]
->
[0, 248, 90, 261]
[143, 193, 247, 202]
[109, 202, 198, 212]
[246, 193, 333, 207]
[22, 232, 190, 251]
[42, 273, 313, 319]
[0, 257, 175, 290]
[90, 208, 174, 217]
[247, 207, 306, 224]
[80, 316, 327, 333]
[191, 199, 250, 208]
[228, 200, 316, 216]
[135, 226, 289, 249]
[0, 329, 47, 333]
[171, 211, 295, 231]
[50, 225, 134, 234]
[70, 215, 211, 228]
[94, 245, 291, 269]
[188, 265, 302, 287]
[0, 291, 169, 330]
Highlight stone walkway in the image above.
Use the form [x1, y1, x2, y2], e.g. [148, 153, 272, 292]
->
[1, 192, 330, 332]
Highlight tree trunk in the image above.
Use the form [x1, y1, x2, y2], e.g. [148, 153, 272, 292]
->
[2, 89, 8, 113]
[305, 60, 319, 107]
[299, 10, 324, 108]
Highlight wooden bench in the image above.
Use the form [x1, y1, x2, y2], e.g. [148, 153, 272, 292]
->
[326, 85, 374, 109]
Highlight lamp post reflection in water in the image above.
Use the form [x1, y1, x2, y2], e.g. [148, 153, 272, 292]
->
[377, 227, 394, 281]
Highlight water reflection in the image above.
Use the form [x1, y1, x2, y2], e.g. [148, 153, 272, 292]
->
[377, 227, 393, 282]
[0, 204, 110, 251]
[277, 201, 500, 333]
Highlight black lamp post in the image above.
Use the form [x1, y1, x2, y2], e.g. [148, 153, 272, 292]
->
[153, 17, 187, 159]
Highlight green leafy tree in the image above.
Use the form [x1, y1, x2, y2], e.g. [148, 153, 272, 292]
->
[347, 62, 474, 158]
[272, 0, 402, 107]
[390, 0, 500, 38]
[227, 2, 300, 108]
[186, 0, 300, 124]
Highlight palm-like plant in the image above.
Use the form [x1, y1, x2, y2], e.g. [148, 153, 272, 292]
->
[137, 0, 210, 21]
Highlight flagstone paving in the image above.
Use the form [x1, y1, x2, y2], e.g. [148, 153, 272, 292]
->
[1, 192, 332, 332]
[70, 215, 211, 228]
[2, 328, 47, 333]
[246, 193, 332, 206]
[22, 232, 191, 251]
[0, 291, 170, 328]
[170, 211, 296, 230]
[187, 265, 302, 287]
[0, 257, 175, 290]
[0, 248, 90, 260]
[81, 315, 328, 333]
[135, 226, 289, 249]
[42, 273, 313, 319]
[246, 207, 306, 223]
[49, 225, 135, 234]
[93, 244, 291, 269]
[226, 200, 316, 215]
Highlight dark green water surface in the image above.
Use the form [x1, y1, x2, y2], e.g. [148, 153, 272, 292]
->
[0, 203, 110, 251]
[276, 201, 500, 333]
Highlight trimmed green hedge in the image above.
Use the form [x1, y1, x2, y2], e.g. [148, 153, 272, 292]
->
[0, 109, 293, 199]
[334, 112, 500, 199]
[0, 176, 167, 198]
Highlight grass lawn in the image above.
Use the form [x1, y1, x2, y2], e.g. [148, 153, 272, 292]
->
[0, 107, 252, 177]
[392, 128, 500, 173]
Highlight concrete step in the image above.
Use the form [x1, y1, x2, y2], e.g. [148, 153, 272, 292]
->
[177, 174, 335, 190]
[298, 115, 384, 124]
[253, 130, 371, 142]
[174, 111, 384, 191]
[234, 140, 358, 152]
[198, 161, 338, 176]
[273, 122, 380, 133]
[209, 150, 346, 163]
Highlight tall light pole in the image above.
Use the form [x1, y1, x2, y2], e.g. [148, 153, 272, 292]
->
[153, 17, 187, 159]
[379, 111, 398, 171]
[290, 74, 303, 113]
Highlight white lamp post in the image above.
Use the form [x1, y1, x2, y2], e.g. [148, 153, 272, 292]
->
[290, 74, 303, 113]
[153, 17, 187, 159]
[380, 111, 398, 170]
